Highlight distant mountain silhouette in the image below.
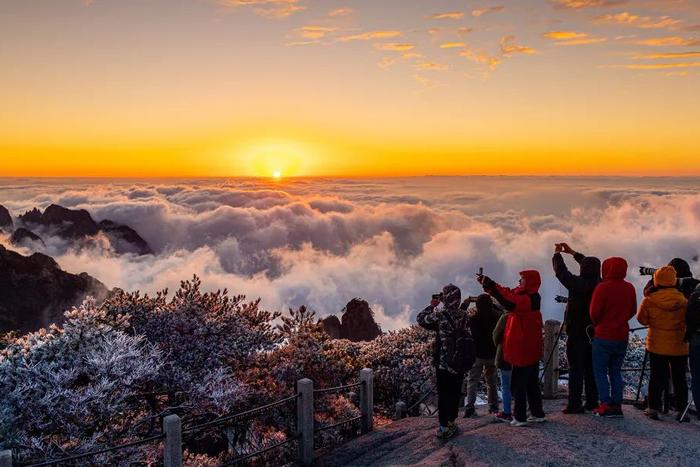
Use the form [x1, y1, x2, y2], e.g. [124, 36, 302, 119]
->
[321, 298, 382, 342]
[10, 227, 45, 247]
[0, 205, 12, 229]
[14, 203, 153, 255]
[0, 244, 109, 333]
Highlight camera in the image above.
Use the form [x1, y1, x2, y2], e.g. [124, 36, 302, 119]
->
[639, 267, 657, 276]
[432, 292, 444, 302]
[459, 296, 480, 310]
[555, 295, 568, 304]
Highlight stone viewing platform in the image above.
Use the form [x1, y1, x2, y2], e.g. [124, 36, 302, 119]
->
[316, 399, 700, 467]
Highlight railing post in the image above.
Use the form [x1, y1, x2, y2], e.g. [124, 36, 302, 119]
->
[0, 450, 12, 467]
[543, 320, 561, 399]
[394, 401, 406, 420]
[360, 368, 374, 433]
[163, 415, 182, 467]
[297, 378, 314, 466]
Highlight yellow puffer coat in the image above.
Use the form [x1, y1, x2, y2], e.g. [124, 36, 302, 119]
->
[636, 266, 689, 356]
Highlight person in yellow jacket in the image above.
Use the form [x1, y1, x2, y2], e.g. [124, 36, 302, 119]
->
[636, 266, 689, 422]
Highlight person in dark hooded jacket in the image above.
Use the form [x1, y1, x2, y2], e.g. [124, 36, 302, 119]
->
[644, 258, 700, 299]
[589, 257, 637, 418]
[417, 283, 469, 439]
[686, 284, 700, 422]
[479, 270, 545, 427]
[552, 243, 600, 413]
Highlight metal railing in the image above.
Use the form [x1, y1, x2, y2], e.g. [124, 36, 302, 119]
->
[0, 368, 375, 467]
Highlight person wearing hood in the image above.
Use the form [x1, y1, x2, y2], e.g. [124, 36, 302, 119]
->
[589, 257, 637, 418]
[417, 283, 470, 439]
[552, 243, 600, 414]
[686, 283, 700, 423]
[479, 270, 545, 427]
[637, 266, 689, 422]
[462, 294, 501, 417]
[644, 258, 699, 299]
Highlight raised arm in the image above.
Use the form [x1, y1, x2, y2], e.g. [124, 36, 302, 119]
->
[417, 305, 439, 331]
[553, 252, 577, 291]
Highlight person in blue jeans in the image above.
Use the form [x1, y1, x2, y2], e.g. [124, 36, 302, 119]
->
[492, 310, 513, 422]
[686, 284, 700, 421]
[588, 257, 637, 417]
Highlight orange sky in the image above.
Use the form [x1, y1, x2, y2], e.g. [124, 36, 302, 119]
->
[1, 0, 700, 177]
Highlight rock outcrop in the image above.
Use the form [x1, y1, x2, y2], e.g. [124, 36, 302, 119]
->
[10, 227, 45, 247]
[0, 244, 109, 333]
[15, 204, 152, 255]
[321, 298, 382, 342]
[0, 205, 12, 228]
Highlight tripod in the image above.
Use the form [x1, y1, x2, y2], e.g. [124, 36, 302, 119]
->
[540, 319, 566, 383]
[680, 398, 695, 421]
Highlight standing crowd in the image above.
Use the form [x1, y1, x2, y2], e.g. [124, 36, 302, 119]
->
[417, 243, 700, 439]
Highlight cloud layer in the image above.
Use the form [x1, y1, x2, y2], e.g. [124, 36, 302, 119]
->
[2, 177, 700, 330]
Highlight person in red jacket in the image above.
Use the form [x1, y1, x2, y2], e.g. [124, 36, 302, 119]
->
[479, 270, 545, 427]
[589, 257, 637, 418]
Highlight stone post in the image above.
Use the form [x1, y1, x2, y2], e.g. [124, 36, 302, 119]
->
[543, 320, 561, 399]
[394, 401, 407, 420]
[0, 450, 12, 467]
[360, 368, 374, 433]
[163, 415, 183, 467]
[297, 378, 314, 466]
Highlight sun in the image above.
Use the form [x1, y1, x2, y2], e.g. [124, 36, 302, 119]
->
[272, 170, 282, 179]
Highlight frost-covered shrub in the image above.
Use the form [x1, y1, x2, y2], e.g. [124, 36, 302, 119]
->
[0, 300, 163, 463]
[358, 325, 433, 411]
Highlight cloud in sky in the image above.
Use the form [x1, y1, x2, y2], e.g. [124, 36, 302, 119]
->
[4, 178, 700, 331]
[295, 26, 337, 39]
[328, 7, 352, 17]
[629, 36, 700, 46]
[595, 12, 682, 29]
[472, 6, 505, 17]
[375, 43, 416, 52]
[604, 62, 700, 69]
[220, 0, 305, 18]
[500, 35, 537, 55]
[431, 12, 465, 20]
[338, 30, 402, 42]
[440, 42, 466, 49]
[543, 31, 608, 45]
[636, 51, 700, 59]
[550, 0, 626, 9]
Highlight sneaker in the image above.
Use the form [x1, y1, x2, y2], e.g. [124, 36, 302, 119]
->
[510, 418, 528, 427]
[494, 412, 513, 423]
[527, 415, 546, 423]
[444, 422, 458, 439]
[593, 403, 622, 418]
[463, 406, 476, 418]
[488, 404, 500, 414]
[562, 406, 584, 414]
[644, 408, 659, 420]
[436, 426, 448, 438]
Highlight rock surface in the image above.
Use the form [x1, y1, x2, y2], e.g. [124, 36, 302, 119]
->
[321, 298, 383, 342]
[318, 399, 700, 466]
[0, 204, 12, 228]
[0, 244, 109, 333]
[9, 227, 45, 247]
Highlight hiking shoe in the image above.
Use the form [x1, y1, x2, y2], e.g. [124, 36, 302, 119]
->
[510, 419, 528, 427]
[494, 412, 513, 423]
[463, 406, 476, 418]
[644, 408, 660, 421]
[527, 415, 546, 423]
[488, 404, 500, 414]
[436, 426, 448, 438]
[562, 406, 584, 414]
[608, 405, 624, 418]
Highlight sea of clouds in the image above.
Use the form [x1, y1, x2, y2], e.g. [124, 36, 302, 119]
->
[2, 176, 700, 330]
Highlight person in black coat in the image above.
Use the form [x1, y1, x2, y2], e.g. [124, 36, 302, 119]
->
[552, 242, 600, 413]
[686, 284, 700, 421]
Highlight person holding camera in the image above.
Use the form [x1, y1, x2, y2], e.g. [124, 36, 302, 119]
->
[643, 258, 699, 299]
[462, 294, 501, 417]
[636, 266, 689, 422]
[478, 270, 545, 427]
[552, 243, 600, 414]
[589, 257, 637, 418]
[417, 284, 472, 439]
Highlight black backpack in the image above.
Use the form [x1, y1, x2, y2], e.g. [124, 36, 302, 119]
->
[444, 311, 476, 373]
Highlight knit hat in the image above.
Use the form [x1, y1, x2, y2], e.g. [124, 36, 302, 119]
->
[654, 266, 677, 288]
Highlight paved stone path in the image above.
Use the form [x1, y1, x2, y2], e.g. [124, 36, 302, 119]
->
[317, 400, 700, 466]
